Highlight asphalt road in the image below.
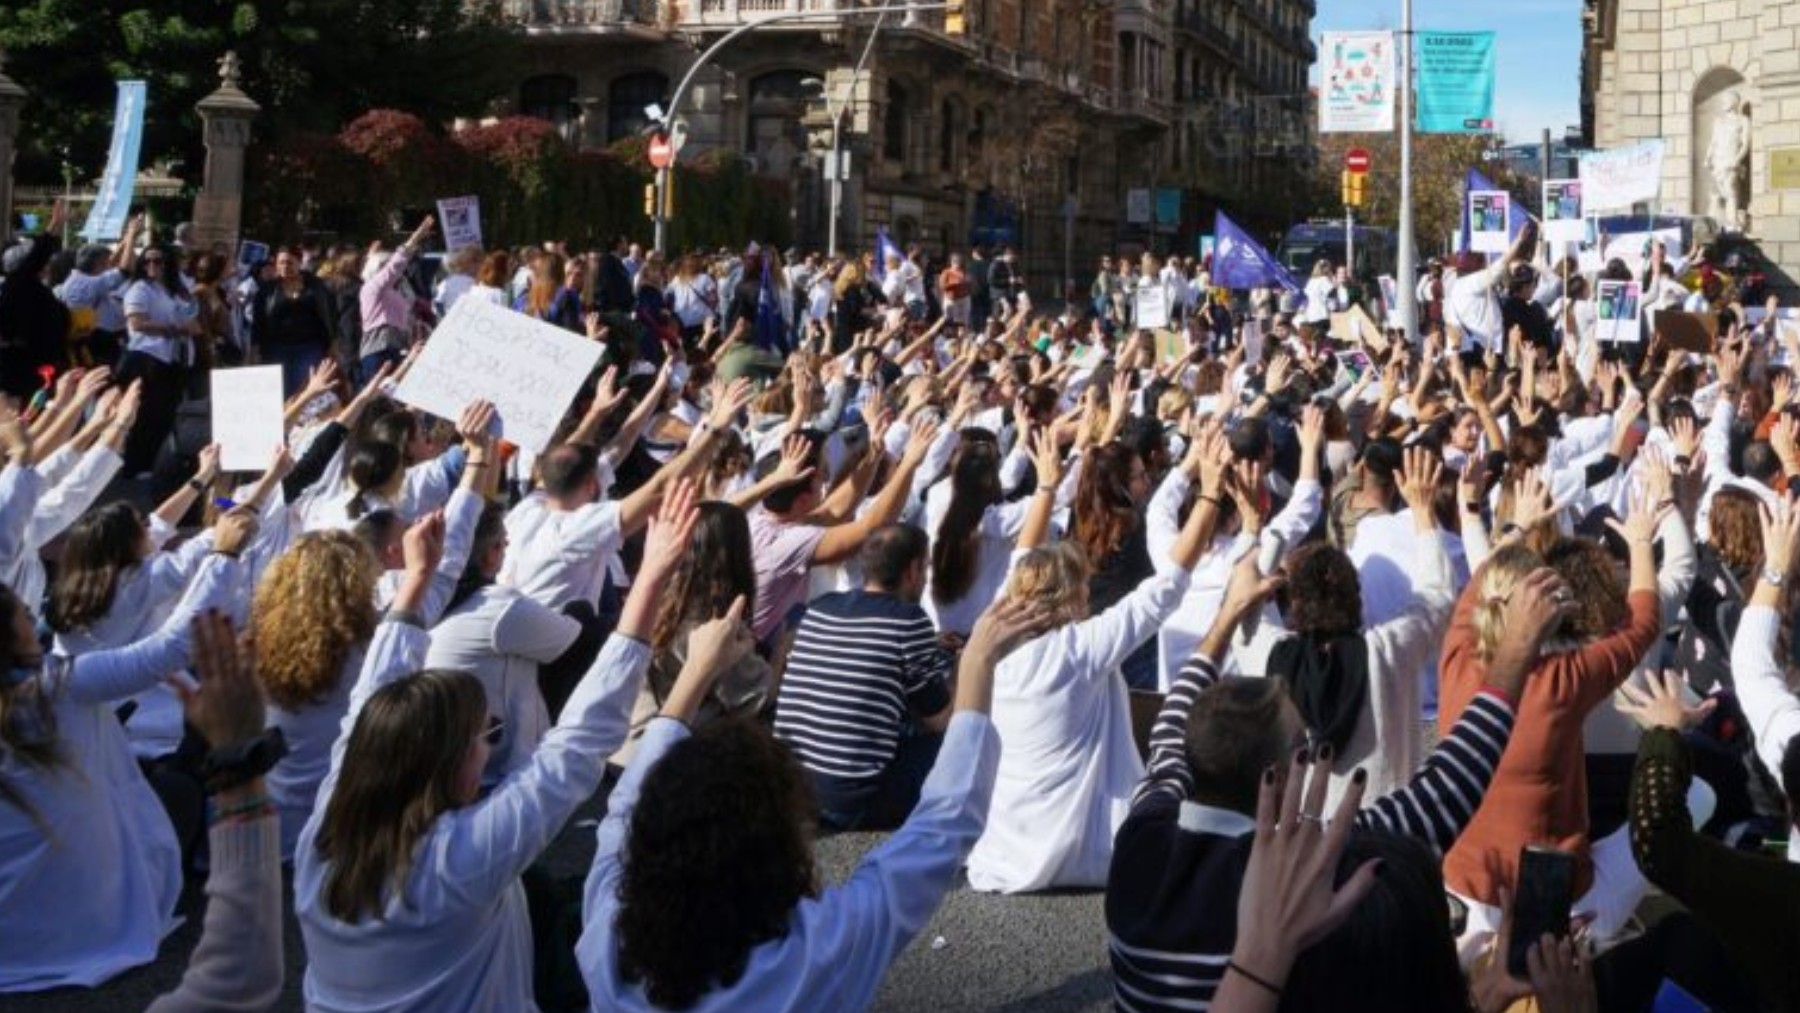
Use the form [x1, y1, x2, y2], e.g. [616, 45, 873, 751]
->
[3, 789, 1114, 1013]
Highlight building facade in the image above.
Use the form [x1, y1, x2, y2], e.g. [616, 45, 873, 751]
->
[498, 0, 1315, 282]
[1584, 0, 1800, 272]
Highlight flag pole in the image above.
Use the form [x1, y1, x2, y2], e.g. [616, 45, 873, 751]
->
[1396, 0, 1418, 349]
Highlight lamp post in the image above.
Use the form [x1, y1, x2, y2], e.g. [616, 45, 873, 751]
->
[1396, 0, 1418, 346]
[650, 2, 946, 253]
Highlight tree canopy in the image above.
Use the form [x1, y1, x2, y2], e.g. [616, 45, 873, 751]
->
[0, 0, 519, 186]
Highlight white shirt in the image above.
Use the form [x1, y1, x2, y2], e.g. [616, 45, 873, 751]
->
[122, 280, 193, 363]
[2, 448, 123, 616]
[0, 554, 237, 992]
[966, 564, 1192, 893]
[424, 586, 581, 788]
[1302, 276, 1334, 324]
[435, 273, 475, 316]
[1444, 260, 1508, 350]
[920, 483, 1035, 637]
[296, 622, 651, 1013]
[499, 494, 623, 611]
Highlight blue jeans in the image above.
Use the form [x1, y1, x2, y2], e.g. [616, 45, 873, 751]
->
[358, 348, 406, 390]
[266, 343, 327, 398]
[812, 726, 945, 832]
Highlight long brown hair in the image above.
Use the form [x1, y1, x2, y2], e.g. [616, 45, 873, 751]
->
[931, 435, 1002, 604]
[0, 586, 70, 831]
[46, 502, 147, 633]
[524, 252, 566, 318]
[651, 503, 758, 653]
[1073, 442, 1140, 563]
[313, 671, 487, 922]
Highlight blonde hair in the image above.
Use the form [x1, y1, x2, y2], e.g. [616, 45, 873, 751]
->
[1004, 542, 1091, 623]
[1471, 543, 1544, 662]
[252, 532, 380, 710]
[1157, 386, 1194, 421]
[444, 243, 483, 277]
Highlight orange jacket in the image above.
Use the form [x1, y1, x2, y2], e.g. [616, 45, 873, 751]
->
[1437, 580, 1659, 904]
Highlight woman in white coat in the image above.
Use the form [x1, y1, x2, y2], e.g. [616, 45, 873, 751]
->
[965, 428, 1231, 893]
[0, 513, 249, 992]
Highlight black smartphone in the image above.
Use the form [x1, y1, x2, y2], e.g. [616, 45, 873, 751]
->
[1508, 846, 1576, 978]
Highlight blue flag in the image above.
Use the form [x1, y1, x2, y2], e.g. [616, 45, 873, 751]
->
[754, 255, 788, 355]
[83, 81, 148, 242]
[1458, 169, 1535, 254]
[873, 226, 903, 283]
[1211, 212, 1300, 293]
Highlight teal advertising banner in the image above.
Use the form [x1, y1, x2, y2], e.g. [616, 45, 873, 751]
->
[1416, 32, 1495, 134]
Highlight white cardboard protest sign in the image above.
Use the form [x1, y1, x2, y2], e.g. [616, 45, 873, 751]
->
[436, 195, 483, 250]
[394, 297, 603, 453]
[210, 366, 286, 472]
[1134, 284, 1169, 331]
[1579, 141, 1665, 211]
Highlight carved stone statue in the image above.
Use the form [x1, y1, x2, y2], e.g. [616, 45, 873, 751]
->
[1706, 90, 1751, 231]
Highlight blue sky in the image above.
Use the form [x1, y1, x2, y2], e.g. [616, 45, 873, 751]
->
[1314, 0, 1582, 141]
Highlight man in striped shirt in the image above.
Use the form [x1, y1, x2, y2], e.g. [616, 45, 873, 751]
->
[773, 524, 953, 832]
[1105, 555, 1568, 1013]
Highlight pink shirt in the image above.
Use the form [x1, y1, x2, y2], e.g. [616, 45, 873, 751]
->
[359, 247, 415, 335]
[749, 507, 826, 642]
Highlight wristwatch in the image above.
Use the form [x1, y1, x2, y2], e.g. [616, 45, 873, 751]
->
[1762, 568, 1786, 588]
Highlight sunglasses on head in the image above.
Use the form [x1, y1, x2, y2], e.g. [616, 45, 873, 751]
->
[483, 716, 505, 746]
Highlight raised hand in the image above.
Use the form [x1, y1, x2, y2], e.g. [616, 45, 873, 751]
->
[456, 399, 498, 450]
[771, 434, 816, 487]
[708, 377, 754, 430]
[1297, 402, 1325, 457]
[664, 595, 755, 721]
[212, 505, 260, 558]
[640, 479, 700, 588]
[901, 415, 942, 468]
[1508, 467, 1564, 532]
[1616, 669, 1717, 732]
[1758, 497, 1800, 580]
[1228, 751, 1380, 998]
[172, 611, 265, 751]
[1028, 426, 1064, 489]
[1398, 446, 1442, 518]
[1669, 415, 1700, 460]
[1603, 486, 1671, 549]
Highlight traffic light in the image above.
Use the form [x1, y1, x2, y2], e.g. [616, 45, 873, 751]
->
[1341, 170, 1366, 208]
[663, 170, 676, 218]
[644, 183, 657, 218]
[945, 0, 965, 34]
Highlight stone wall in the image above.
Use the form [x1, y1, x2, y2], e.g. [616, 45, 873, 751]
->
[1593, 0, 1800, 275]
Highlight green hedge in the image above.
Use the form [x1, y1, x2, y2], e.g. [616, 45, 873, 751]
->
[245, 110, 792, 250]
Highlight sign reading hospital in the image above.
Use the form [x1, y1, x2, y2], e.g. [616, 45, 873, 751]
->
[394, 297, 604, 454]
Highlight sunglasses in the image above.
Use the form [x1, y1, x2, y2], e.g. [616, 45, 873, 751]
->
[483, 716, 505, 747]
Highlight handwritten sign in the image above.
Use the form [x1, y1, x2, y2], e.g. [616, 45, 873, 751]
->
[209, 366, 285, 472]
[436, 195, 483, 250]
[1580, 141, 1666, 211]
[394, 297, 603, 453]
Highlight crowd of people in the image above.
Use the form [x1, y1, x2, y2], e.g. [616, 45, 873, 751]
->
[3, 197, 1800, 1013]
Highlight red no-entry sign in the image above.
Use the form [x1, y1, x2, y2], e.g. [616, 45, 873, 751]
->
[1345, 148, 1372, 174]
[648, 134, 674, 169]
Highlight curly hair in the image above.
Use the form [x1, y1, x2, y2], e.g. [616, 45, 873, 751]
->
[1005, 541, 1092, 624]
[252, 531, 380, 710]
[1281, 544, 1364, 639]
[1543, 537, 1628, 641]
[615, 718, 818, 1010]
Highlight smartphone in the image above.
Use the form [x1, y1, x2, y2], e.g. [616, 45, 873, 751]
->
[1508, 846, 1576, 978]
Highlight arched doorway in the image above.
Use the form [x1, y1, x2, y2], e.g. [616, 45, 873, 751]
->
[746, 70, 813, 180]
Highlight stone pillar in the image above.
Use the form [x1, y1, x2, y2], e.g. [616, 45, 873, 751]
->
[0, 48, 27, 236]
[192, 52, 260, 250]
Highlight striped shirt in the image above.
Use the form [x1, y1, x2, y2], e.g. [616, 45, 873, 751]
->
[773, 590, 952, 781]
[1106, 655, 1517, 1013]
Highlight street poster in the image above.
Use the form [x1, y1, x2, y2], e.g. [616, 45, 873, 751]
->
[1320, 32, 1396, 133]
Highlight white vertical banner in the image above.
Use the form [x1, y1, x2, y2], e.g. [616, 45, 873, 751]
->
[1320, 31, 1396, 133]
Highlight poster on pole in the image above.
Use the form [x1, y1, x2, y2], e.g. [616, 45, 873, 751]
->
[81, 81, 148, 242]
[1543, 180, 1586, 243]
[1134, 284, 1170, 331]
[1469, 191, 1511, 253]
[1416, 32, 1496, 134]
[1596, 280, 1643, 344]
[394, 297, 604, 453]
[1126, 189, 1152, 225]
[1378, 275, 1399, 320]
[1579, 141, 1666, 211]
[1320, 31, 1396, 133]
[209, 366, 286, 472]
[436, 196, 483, 250]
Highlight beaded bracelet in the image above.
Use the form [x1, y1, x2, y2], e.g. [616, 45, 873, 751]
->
[207, 794, 275, 826]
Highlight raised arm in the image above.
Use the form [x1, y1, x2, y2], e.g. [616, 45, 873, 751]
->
[812, 417, 942, 565]
[1734, 501, 1800, 778]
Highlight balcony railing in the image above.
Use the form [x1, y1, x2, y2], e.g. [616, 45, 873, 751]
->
[503, 0, 661, 27]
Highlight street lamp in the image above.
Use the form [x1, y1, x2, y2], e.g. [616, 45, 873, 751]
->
[650, 2, 945, 254]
